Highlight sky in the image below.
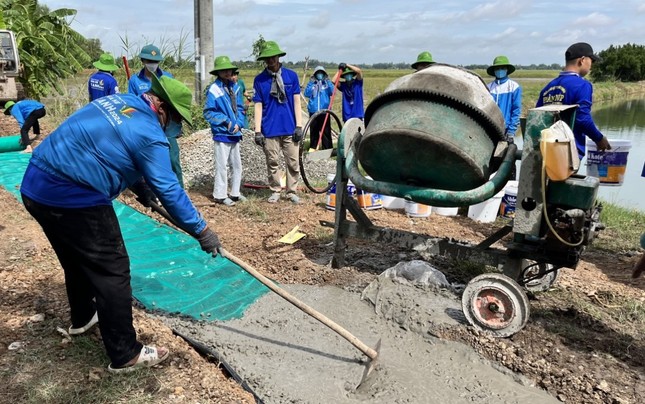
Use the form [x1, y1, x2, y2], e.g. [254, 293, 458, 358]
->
[41, 0, 645, 66]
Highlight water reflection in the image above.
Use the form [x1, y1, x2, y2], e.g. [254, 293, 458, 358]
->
[588, 96, 645, 212]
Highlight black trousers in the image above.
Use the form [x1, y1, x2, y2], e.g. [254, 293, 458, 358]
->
[20, 107, 46, 146]
[22, 195, 142, 367]
[308, 112, 333, 150]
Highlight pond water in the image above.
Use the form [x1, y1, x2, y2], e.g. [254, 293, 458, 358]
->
[588, 96, 645, 212]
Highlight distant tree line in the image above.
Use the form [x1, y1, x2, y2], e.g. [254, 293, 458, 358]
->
[591, 43, 645, 82]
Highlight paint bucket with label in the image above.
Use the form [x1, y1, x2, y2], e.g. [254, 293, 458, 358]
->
[499, 181, 518, 219]
[467, 189, 504, 223]
[325, 174, 356, 210]
[586, 139, 632, 186]
[404, 201, 432, 218]
[356, 177, 383, 210]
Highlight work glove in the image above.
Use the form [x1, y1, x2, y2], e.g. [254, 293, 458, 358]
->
[254, 132, 265, 147]
[338, 62, 347, 71]
[292, 126, 303, 143]
[129, 179, 158, 208]
[196, 227, 222, 258]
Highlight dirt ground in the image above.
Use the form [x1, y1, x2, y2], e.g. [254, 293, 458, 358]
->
[1, 114, 644, 403]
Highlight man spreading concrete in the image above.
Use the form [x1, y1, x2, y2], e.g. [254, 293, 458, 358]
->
[20, 74, 222, 373]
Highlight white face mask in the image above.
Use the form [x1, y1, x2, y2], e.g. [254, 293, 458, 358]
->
[145, 62, 159, 73]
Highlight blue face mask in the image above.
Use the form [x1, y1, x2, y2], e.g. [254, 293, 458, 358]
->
[315, 73, 324, 81]
[494, 68, 507, 79]
[344, 74, 354, 82]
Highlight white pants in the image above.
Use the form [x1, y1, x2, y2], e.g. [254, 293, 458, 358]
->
[212, 141, 242, 199]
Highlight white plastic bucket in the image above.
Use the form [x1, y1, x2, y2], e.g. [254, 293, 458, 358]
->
[468, 190, 504, 223]
[356, 176, 383, 210]
[382, 195, 405, 210]
[586, 139, 632, 186]
[499, 181, 518, 219]
[405, 201, 432, 218]
[325, 174, 356, 210]
[433, 207, 458, 216]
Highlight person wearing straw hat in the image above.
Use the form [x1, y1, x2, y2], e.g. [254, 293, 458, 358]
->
[536, 42, 611, 159]
[20, 74, 222, 373]
[304, 65, 334, 150]
[332, 62, 364, 122]
[88, 53, 120, 102]
[127, 44, 186, 188]
[204, 56, 246, 206]
[411, 51, 435, 72]
[252, 40, 303, 204]
[4, 99, 46, 153]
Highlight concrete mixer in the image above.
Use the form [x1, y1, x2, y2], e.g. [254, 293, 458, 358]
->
[323, 64, 604, 337]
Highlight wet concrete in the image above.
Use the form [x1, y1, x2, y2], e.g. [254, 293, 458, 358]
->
[161, 281, 558, 404]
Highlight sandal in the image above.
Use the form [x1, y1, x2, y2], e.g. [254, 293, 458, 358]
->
[286, 193, 300, 204]
[107, 345, 169, 373]
[267, 192, 281, 203]
[68, 312, 99, 336]
[214, 197, 236, 206]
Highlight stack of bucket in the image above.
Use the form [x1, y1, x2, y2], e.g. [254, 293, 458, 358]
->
[325, 174, 383, 211]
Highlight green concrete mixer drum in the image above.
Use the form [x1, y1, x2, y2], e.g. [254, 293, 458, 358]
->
[359, 64, 506, 191]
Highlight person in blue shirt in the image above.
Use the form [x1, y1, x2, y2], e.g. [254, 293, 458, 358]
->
[88, 53, 120, 102]
[536, 42, 611, 159]
[204, 56, 246, 206]
[20, 74, 222, 373]
[4, 99, 46, 153]
[128, 44, 185, 188]
[232, 69, 250, 129]
[253, 40, 303, 204]
[487, 55, 522, 180]
[332, 63, 364, 122]
[304, 66, 335, 150]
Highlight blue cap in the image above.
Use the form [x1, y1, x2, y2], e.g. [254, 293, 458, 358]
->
[140, 44, 163, 61]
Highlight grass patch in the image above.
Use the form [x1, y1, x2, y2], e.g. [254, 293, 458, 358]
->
[593, 200, 645, 251]
[236, 196, 269, 222]
[311, 225, 334, 243]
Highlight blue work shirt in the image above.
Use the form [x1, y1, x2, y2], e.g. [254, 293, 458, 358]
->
[8, 100, 45, 127]
[536, 71, 604, 158]
[88, 71, 120, 102]
[252, 67, 301, 138]
[20, 94, 206, 236]
[339, 79, 364, 122]
[203, 78, 245, 143]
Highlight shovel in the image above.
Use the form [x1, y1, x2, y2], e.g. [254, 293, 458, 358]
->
[146, 200, 381, 384]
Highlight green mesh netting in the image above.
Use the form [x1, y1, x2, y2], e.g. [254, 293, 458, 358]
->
[0, 151, 268, 321]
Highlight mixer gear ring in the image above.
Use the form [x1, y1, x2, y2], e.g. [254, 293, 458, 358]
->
[461, 273, 530, 337]
[364, 88, 506, 143]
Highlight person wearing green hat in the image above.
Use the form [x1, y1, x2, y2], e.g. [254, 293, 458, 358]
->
[19, 74, 222, 374]
[4, 99, 46, 153]
[127, 44, 185, 188]
[231, 69, 251, 128]
[487, 55, 522, 179]
[331, 62, 364, 122]
[88, 53, 120, 102]
[204, 56, 246, 206]
[252, 40, 303, 204]
[411, 51, 435, 72]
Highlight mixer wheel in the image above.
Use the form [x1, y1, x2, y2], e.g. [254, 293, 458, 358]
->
[520, 260, 560, 293]
[461, 273, 530, 338]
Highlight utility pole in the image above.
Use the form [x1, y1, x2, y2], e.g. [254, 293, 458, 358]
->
[194, 0, 214, 104]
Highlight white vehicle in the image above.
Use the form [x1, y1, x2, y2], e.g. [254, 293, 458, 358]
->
[0, 29, 24, 102]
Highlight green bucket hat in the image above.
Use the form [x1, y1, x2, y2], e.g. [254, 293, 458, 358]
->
[209, 56, 237, 75]
[342, 67, 356, 78]
[93, 53, 119, 72]
[4, 100, 15, 115]
[140, 44, 164, 62]
[257, 41, 286, 61]
[487, 55, 516, 76]
[150, 74, 193, 126]
[411, 51, 435, 69]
